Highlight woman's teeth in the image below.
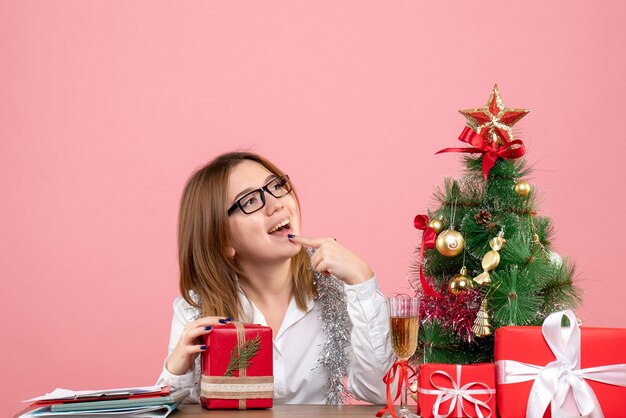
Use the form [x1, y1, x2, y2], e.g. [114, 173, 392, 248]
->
[268, 220, 290, 234]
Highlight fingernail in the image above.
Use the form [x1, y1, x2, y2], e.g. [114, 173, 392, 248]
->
[204, 325, 212, 331]
[288, 234, 295, 238]
[200, 345, 208, 351]
[226, 317, 233, 321]
[218, 318, 230, 324]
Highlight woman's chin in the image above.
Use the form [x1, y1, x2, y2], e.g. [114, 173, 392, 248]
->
[280, 242, 302, 259]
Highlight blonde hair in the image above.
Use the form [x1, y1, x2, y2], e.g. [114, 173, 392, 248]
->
[178, 152, 314, 318]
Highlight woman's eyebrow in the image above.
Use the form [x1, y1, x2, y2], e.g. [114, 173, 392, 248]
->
[232, 174, 277, 202]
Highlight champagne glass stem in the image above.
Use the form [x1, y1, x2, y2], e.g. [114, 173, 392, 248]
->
[401, 383, 408, 413]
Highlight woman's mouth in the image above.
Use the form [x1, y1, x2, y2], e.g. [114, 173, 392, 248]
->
[268, 219, 291, 236]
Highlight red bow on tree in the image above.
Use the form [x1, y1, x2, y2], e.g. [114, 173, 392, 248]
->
[414, 215, 442, 299]
[436, 127, 526, 179]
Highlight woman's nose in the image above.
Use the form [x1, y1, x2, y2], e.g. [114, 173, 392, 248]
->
[264, 193, 284, 215]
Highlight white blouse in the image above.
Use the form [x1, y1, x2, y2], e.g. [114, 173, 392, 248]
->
[156, 276, 393, 404]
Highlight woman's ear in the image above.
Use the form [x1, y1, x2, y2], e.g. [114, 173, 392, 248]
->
[227, 246, 236, 258]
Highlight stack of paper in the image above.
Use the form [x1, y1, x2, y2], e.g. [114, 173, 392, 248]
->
[19, 386, 189, 418]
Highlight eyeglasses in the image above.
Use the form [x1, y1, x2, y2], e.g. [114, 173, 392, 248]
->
[227, 175, 293, 216]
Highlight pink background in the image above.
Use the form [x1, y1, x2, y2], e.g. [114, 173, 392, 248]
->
[2, 1, 625, 414]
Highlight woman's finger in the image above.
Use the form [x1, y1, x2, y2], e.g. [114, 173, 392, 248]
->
[310, 247, 322, 268]
[188, 316, 231, 330]
[183, 325, 214, 342]
[186, 344, 209, 354]
[315, 260, 331, 276]
[288, 235, 327, 248]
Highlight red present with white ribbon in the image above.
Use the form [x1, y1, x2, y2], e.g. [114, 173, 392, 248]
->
[200, 322, 273, 410]
[417, 363, 496, 418]
[495, 310, 626, 418]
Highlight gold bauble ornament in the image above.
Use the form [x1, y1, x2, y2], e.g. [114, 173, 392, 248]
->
[436, 228, 465, 257]
[449, 266, 474, 295]
[514, 180, 531, 197]
[428, 217, 445, 234]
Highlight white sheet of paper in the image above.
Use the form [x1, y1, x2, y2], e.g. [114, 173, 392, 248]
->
[23, 386, 165, 402]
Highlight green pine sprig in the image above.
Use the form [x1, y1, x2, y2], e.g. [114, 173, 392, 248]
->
[539, 258, 582, 312]
[224, 334, 261, 377]
[491, 267, 542, 326]
[417, 320, 463, 364]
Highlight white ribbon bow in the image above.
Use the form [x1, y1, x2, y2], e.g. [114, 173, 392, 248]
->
[418, 364, 495, 418]
[496, 310, 626, 418]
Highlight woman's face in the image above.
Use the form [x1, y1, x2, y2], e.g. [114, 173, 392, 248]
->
[226, 160, 301, 263]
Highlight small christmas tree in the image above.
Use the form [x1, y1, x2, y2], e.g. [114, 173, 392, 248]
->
[411, 85, 581, 364]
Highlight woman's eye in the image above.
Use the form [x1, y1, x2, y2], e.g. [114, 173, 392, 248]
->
[242, 197, 257, 208]
[272, 179, 286, 190]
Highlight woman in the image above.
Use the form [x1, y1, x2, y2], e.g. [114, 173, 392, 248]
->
[157, 151, 393, 404]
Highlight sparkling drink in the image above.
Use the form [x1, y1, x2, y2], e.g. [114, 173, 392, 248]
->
[387, 296, 421, 418]
[390, 316, 419, 359]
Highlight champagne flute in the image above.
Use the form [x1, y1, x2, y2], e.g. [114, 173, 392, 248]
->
[388, 296, 421, 418]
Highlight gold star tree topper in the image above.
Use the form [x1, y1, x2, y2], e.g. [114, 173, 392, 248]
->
[459, 85, 530, 145]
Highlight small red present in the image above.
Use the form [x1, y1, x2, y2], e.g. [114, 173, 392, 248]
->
[495, 310, 626, 418]
[417, 363, 496, 418]
[200, 322, 273, 410]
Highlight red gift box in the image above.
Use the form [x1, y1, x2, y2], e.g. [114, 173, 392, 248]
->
[200, 322, 273, 410]
[417, 363, 496, 418]
[495, 310, 626, 418]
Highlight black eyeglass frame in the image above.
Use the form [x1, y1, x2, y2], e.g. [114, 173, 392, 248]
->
[227, 175, 292, 216]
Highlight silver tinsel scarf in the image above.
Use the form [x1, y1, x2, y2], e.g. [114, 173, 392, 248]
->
[309, 248, 353, 405]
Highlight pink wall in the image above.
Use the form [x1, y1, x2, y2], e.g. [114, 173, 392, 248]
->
[2, 1, 625, 414]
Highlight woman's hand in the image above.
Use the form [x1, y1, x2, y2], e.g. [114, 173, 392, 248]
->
[166, 316, 231, 375]
[288, 235, 373, 285]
